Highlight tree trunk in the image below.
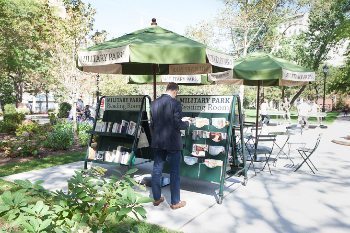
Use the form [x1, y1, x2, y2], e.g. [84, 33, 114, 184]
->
[45, 90, 49, 113]
[290, 85, 307, 105]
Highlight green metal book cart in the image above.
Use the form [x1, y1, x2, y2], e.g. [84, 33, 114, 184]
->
[84, 95, 152, 169]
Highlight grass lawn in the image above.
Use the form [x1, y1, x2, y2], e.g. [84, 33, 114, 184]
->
[0, 151, 178, 233]
[244, 109, 340, 125]
[0, 151, 85, 177]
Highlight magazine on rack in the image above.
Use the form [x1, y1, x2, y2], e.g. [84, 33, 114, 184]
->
[192, 130, 209, 140]
[120, 120, 129, 134]
[127, 121, 137, 135]
[95, 151, 105, 161]
[211, 118, 227, 129]
[209, 132, 227, 142]
[112, 123, 120, 133]
[191, 144, 208, 157]
[194, 117, 210, 128]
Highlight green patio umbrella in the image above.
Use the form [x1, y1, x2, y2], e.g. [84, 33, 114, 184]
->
[77, 19, 233, 99]
[231, 52, 315, 160]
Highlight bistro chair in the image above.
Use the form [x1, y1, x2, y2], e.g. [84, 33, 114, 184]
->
[247, 134, 277, 174]
[294, 133, 322, 174]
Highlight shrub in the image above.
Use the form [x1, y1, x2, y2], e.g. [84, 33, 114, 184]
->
[0, 121, 17, 134]
[0, 167, 151, 232]
[4, 104, 16, 114]
[78, 122, 92, 146]
[48, 112, 58, 125]
[15, 121, 40, 137]
[3, 112, 25, 124]
[0, 112, 25, 134]
[57, 102, 71, 118]
[44, 122, 74, 150]
[1, 135, 42, 157]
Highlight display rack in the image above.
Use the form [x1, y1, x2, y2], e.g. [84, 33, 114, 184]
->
[84, 95, 152, 169]
[164, 95, 246, 204]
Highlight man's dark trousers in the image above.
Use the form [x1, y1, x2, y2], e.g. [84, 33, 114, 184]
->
[152, 149, 181, 205]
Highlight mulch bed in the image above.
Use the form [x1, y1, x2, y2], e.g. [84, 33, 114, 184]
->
[0, 133, 84, 167]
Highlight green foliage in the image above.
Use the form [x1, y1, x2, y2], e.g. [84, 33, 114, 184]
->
[48, 112, 58, 125]
[78, 122, 92, 146]
[44, 122, 74, 150]
[0, 121, 17, 134]
[0, 77, 16, 110]
[3, 112, 25, 124]
[0, 167, 152, 232]
[328, 58, 350, 94]
[15, 121, 40, 137]
[0, 112, 25, 134]
[57, 102, 71, 119]
[4, 104, 16, 114]
[1, 134, 42, 157]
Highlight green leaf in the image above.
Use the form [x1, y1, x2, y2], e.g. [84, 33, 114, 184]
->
[39, 219, 52, 231]
[117, 207, 132, 216]
[125, 168, 138, 175]
[136, 196, 153, 204]
[134, 206, 147, 218]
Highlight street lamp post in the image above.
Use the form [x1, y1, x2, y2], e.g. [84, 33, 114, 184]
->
[322, 64, 329, 112]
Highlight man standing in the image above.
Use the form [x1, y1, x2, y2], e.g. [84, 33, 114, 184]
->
[260, 99, 270, 125]
[281, 97, 291, 124]
[151, 82, 190, 210]
[297, 98, 311, 128]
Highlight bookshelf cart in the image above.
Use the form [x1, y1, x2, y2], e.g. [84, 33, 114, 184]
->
[84, 95, 152, 169]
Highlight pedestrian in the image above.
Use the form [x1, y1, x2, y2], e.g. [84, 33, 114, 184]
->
[260, 99, 270, 125]
[151, 82, 190, 210]
[310, 100, 321, 125]
[281, 97, 291, 124]
[297, 98, 311, 128]
[76, 95, 84, 121]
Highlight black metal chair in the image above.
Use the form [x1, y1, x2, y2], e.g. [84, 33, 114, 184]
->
[294, 134, 322, 174]
[247, 134, 277, 174]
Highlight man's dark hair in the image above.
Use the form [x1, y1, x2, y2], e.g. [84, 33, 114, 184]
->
[166, 82, 179, 91]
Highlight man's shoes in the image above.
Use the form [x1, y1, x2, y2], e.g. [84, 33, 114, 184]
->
[153, 197, 165, 206]
[170, 201, 186, 210]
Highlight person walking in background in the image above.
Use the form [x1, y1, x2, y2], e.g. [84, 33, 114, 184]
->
[297, 98, 311, 128]
[151, 82, 190, 210]
[310, 100, 321, 125]
[260, 98, 270, 125]
[281, 97, 291, 124]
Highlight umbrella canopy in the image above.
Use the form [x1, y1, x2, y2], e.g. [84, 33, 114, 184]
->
[233, 52, 315, 86]
[77, 20, 233, 98]
[231, 52, 316, 160]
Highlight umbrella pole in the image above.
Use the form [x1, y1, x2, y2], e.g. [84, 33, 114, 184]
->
[254, 81, 261, 161]
[152, 64, 157, 100]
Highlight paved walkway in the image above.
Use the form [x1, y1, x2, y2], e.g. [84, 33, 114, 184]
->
[3, 116, 350, 233]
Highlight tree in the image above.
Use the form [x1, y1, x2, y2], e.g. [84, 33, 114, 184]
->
[283, 0, 350, 104]
[0, 0, 60, 106]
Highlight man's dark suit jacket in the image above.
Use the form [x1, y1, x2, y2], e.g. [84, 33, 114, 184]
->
[151, 94, 189, 151]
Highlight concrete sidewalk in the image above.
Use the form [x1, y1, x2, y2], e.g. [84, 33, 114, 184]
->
[3, 116, 350, 233]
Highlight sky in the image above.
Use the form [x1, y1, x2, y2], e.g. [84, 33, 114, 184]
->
[82, 0, 225, 39]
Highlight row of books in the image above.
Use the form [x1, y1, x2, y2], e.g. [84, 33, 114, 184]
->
[88, 146, 132, 165]
[94, 120, 137, 135]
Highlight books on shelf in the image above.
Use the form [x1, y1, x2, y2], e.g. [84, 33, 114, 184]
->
[102, 146, 131, 165]
[127, 121, 137, 135]
[94, 120, 139, 135]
